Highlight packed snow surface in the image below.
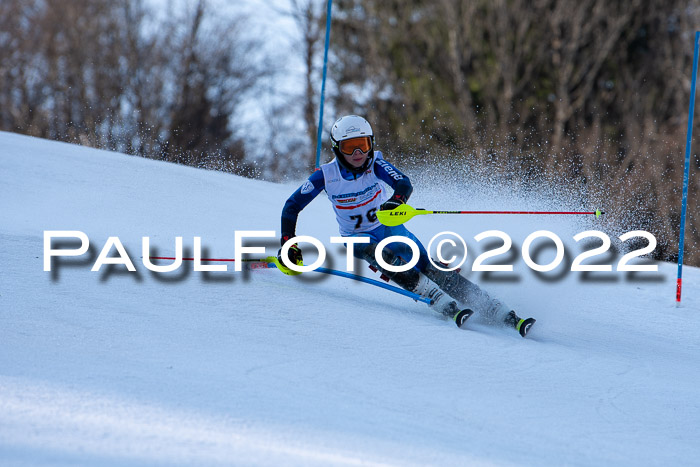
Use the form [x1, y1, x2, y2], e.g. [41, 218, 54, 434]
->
[1, 131, 699, 466]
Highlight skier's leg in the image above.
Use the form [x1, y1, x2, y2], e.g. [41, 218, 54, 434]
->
[345, 225, 428, 290]
[422, 262, 513, 324]
[352, 240, 420, 289]
[422, 262, 536, 335]
[380, 224, 430, 271]
[352, 241, 467, 320]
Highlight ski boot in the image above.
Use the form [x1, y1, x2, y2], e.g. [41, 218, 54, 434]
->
[413, 274, 473, 328]
[453, 308, 475, 329]
[504, 310, 536, 338]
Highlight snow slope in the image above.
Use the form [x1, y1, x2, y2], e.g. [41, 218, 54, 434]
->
[1, 131, 699, 466]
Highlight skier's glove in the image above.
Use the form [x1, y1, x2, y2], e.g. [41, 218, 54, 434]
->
[380, 194, 406, 211]
[278, 235, 303, 267]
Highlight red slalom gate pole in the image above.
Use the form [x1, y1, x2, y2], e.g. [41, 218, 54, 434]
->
[149, 257, 257, 262]
[148, 257, 272, 269]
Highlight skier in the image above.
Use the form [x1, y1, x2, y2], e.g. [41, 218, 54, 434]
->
[277, 115, 535, 337]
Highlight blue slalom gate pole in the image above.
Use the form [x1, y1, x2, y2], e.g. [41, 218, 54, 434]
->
[677, 31, 699, 304]
[264, 261, 431, 305]
[314, 0, 333, 169]
[315, 267, 432, 304]
[150, 254, 432, 304]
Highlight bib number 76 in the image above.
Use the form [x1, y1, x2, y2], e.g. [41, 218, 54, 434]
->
[350, 208, 378, 229]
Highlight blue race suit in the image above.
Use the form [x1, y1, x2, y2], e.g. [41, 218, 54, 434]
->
[280, 151, 429, 271]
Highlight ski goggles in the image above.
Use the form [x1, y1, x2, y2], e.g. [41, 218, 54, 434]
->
[338, 136, 372, 155]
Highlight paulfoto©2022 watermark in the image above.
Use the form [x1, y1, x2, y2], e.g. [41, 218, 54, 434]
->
[43, 229, 659, 274]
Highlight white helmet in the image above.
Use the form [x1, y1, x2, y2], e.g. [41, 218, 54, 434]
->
[330, 115, 375, 173]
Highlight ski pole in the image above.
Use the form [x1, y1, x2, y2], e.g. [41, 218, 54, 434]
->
[376, 204, 604, 226]
[148, 256, 432, 304]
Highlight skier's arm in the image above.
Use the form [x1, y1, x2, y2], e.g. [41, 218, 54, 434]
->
[280, 170, 325, 242]
[374, 157, 413, 209]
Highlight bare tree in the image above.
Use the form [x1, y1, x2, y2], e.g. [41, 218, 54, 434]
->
[0, 0, 269, 177]
[289, 0, 325, 164]
[327, 0, 700, 265]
